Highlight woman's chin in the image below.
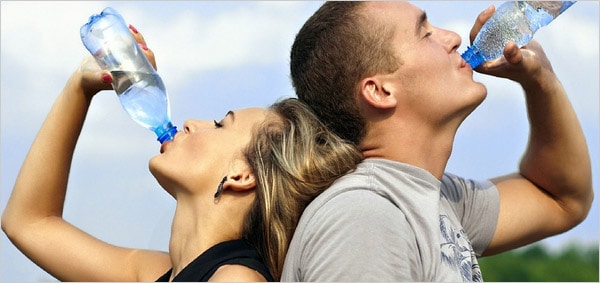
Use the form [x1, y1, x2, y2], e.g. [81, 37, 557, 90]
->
[148, 156, 168, 186]
[148, 161, 177, 199]
[148, 156, 160, 175]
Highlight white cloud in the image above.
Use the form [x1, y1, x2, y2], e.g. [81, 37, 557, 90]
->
[1, 2, 106, 72]
[129, 2, 322, 89]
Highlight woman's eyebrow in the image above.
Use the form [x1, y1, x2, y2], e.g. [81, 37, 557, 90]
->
[224, 110, 235, 122]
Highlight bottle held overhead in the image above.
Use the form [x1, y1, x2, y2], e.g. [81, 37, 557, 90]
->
[461, 1, 576, 69]
[80, 7, 177, 144]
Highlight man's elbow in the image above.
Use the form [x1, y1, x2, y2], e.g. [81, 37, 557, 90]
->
[1, 208, 20, 242]
[1, 206, 35, 245]
[561, 186, 594, 230]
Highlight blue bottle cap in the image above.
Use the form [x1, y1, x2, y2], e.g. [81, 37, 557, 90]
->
[156, 123, 178, 144]
[461, 45, 484, 69]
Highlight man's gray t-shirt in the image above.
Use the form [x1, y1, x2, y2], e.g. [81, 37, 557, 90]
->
[281, 158, 499, 281]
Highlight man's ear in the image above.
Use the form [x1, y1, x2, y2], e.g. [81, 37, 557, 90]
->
[359, 76, 397, 110]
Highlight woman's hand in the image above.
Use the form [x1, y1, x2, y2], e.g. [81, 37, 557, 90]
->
[129, 24, 158, 70]
[76, 24, 158, 99]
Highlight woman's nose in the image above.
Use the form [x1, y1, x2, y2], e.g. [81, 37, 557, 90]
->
[183, 119, 212, 133]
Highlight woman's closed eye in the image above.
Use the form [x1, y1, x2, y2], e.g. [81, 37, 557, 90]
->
[214, 120, 223, 128]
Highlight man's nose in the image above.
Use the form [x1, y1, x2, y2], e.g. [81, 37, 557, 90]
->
[437, 27, 462, 53]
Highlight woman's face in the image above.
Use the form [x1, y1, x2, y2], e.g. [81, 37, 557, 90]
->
[149, 107, 269, 196]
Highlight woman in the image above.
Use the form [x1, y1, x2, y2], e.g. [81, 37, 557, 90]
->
[1, 26, 362, 281]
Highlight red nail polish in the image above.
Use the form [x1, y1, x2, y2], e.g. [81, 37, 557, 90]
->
[139, 43, 148, 51]
[102, 74, 113, 84]
[129, 24, 139, 34]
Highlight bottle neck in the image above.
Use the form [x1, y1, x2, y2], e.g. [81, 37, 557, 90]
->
[461, 45, 484, 69]
[155, 122, 178, 144]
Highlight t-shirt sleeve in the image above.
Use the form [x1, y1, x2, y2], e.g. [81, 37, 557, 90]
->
[441, 173, 500, 256]
[295, 189, 422, 281]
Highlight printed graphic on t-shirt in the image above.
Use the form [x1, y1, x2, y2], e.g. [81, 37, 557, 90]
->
[439, 215, 483, 281]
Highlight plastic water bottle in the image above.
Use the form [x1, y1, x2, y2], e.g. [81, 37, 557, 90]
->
[461, 1, 576, 68]
[80, 7, 177, 144]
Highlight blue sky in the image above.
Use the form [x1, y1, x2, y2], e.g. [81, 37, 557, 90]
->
[1, 1, 598, 281]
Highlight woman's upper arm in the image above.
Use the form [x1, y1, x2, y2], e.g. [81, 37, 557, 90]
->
[6, 216, 171, 282]
[209, 264, 268, 282]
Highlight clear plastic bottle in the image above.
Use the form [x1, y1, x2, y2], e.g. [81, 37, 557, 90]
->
[461, 1, 576, 68]
[80, 7, 177, 144]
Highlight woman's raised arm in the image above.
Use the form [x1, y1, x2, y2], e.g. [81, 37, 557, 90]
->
[2, 49, 170, 281]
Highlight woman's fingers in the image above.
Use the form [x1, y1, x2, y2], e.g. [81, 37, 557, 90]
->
[129, 24, 157, 70]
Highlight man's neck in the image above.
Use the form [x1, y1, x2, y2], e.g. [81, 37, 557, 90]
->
[360, 122, 455, 180]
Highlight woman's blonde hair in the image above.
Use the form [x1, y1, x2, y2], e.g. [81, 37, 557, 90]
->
[241, 98, 363, 280]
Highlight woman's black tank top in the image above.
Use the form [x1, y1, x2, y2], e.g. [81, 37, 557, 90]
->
[155, 239, 274, 282]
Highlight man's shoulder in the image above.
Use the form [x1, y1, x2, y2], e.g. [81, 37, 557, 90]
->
[303, 171, 385, 216]
[299, 180, 410, 234]
[284, 174, 418, 281]
[301, 159, 430, 223]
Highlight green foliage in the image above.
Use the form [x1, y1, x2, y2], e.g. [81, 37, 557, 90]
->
[479, 242, 599, 282]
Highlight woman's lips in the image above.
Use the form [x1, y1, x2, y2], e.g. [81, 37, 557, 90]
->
[160, 141, 172, 154]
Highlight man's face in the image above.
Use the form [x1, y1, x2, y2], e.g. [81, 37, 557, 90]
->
[365, 1, 487, 127]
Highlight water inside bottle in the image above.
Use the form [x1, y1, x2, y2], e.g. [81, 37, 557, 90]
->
[111, 70, 171, 131]
[472, 2, 545, 62]
[521, 2, 556, 30]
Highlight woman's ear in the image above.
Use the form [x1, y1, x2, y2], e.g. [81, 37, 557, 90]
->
[359, 76, 397, 110]
[224, 163, 256, 192]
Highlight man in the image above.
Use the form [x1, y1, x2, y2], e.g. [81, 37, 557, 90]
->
[281, 1, 593, 281]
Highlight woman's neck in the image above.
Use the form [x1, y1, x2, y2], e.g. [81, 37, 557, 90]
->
[167, 196, 234, 280]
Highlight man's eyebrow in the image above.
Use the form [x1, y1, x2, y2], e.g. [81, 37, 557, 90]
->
[415, 10, 428, 36]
